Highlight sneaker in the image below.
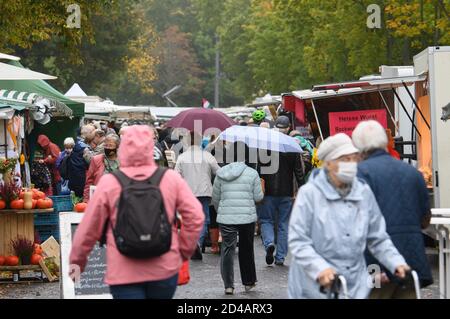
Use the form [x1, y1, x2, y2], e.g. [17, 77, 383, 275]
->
[244, 284, 256, 292]
[225, 288, 234, 295]
[265, 244, 275, 265]
[275, 260, 284, 266]
[191, 245, 203, 261]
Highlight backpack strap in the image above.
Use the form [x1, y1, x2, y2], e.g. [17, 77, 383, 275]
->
[147, 167, 167, 186]
[112, 170, 133, 187]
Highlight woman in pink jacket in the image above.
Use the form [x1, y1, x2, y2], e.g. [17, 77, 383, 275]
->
[69, 125, 205, 299]
[83, 134, 120, 202]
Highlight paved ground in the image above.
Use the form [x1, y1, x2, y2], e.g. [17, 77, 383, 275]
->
[0, 238, 442, 299]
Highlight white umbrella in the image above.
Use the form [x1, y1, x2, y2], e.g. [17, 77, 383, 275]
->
[0, 62, 57, 80]
[218, 125, 303, 153]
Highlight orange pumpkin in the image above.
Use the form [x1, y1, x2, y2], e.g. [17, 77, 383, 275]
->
[75, 202, 87, 213]
[5, 256, 19, 266]
[10, 199, 24, 210]
[19, 191, 25, 199]
[37, 198, 53, 209]
[0, 199, 6, 210]
[33, 244, 43, 255]
[0, 256, 5, 266]
[31, 199, 38, 209]
[31, 254, 43, 265]
[36, 191, 46, 200]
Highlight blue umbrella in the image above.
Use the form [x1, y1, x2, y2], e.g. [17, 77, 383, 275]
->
[218, 125, 303, 153]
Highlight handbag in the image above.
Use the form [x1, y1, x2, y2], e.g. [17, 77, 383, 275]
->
[178, 260, 190, 286]
[176, 217, 190, 286]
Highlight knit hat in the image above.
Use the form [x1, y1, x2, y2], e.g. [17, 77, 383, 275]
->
[317, 133, 359, 161]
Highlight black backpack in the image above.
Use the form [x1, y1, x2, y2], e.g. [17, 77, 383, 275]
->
[104, 168, 172, 259]
[59, 156, 69, 180]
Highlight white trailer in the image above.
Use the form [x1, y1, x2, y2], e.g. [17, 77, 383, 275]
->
[413, 47, 450, 209]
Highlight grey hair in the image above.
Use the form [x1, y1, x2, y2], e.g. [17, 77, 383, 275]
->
[94, 129, 106, 137]
[352, 120, 388, 152]
[63, 137, 75, 147]
[105, 134, 120, 147]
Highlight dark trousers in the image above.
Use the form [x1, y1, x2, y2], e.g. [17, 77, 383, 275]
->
[109, 274, 178, 299]
[219, 223, 257, 289]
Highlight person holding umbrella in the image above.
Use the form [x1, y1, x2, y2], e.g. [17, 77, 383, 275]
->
[212, 142, 264, 295]
[175, 131, 220, 260]
[258, 116, 305, 266]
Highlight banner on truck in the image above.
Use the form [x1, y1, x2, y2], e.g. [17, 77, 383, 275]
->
[328, 109, 387, 136]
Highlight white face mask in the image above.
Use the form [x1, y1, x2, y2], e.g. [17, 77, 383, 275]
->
[335, 161, 357, 184]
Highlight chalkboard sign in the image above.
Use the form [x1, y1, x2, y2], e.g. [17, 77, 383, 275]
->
[60, 212, 112, 299]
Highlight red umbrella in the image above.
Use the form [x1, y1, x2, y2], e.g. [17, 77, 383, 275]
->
[166, 108, 235, 134]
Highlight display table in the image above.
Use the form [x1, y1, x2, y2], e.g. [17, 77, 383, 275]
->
[431, 209, 450, 299]
[0, 209, 54, 255]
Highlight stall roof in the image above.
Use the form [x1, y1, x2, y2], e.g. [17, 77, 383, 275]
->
[0, 52, 20, 61]
[0, 61, 84, 117]
[289, 75, 427, 101]
[0, 62, 56, 80]
[0, 98, 30, 111]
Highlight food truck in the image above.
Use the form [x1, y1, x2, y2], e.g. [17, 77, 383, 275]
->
[282, 46, 450, 209]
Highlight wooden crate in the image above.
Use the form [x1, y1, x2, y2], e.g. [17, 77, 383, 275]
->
[0, 265, 43, 284]
[0, 214, 34, 255]
[0, 209, 54, 255]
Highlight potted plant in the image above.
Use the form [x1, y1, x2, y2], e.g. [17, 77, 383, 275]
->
[11, 236, 34, 265]
[0, 157, 18, 184]
[0, 180, 22, 209]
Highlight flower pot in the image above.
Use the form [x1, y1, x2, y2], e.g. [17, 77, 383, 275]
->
[20, 254, 32, 265]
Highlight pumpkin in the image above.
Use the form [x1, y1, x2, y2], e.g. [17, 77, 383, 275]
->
[5, 256, 19, 266]
[75, 202, 87, 213]
[31, 199, 38, 209]
[10, 199, 24, 210]
[36, 191, 46, 200]
[0, 256, 5, 266]
[33, 244, 43, 255]
[37, 198, 53, 209]
[19, 191, 25, 199]
[31, 254, 43, 265]
[31, 189, 38, 199]
[0, 199, 6, 210]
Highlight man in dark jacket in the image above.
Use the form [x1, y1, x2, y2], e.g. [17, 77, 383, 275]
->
[352, 120, 432, 299]
[258, 116, 305, 266]
[67, 126, 91, 198]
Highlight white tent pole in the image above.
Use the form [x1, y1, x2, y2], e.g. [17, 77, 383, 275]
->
[311, 100, 324, 141]
[378, 91, 399, 134]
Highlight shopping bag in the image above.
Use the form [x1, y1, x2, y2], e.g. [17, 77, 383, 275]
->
[176, 215, 190, 286]
[177, 260, 190, 286]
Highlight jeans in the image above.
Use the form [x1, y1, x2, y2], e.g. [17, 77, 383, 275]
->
[109, 274, 178, 299]
[219, 223, 257, 289]
[257, 196, 293, 262]
[197, 197, 211, 246]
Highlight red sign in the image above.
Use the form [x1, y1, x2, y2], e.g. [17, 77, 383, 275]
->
[328, 109, 387, 136]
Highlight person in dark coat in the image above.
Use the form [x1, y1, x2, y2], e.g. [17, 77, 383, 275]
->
[352, 120, 432, 299]
[67, 126, 91, 198]
[258, 116, 305, 266]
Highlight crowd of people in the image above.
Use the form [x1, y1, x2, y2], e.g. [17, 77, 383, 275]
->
[66, 110, 432, 300]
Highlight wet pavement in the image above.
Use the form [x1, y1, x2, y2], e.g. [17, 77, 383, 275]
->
[0, 239, 442, 299]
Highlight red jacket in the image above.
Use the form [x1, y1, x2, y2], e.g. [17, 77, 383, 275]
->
[37, 135, 61, 183]
[83, 154, 105, 202]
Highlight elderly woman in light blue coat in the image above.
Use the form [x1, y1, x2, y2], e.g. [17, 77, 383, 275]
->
[212, 142, 264, 295]
[288, 133, 409, 299]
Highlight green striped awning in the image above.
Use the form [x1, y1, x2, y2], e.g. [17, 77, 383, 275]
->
[0, 98, 33, 111]
[0, 89, 73, 117]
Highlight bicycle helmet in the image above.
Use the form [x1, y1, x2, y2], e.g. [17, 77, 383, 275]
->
[252, 110, 266, 123]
